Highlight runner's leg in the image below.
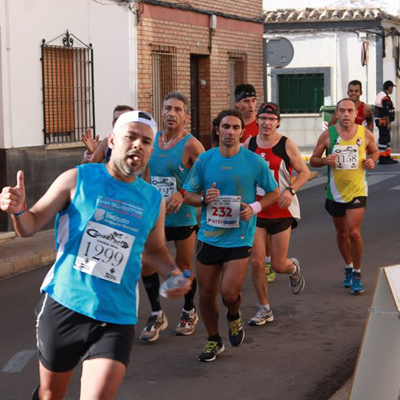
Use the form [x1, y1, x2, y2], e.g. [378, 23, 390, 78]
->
[332, 216, 352, 265]
[250, 227, 269, 305]
[38, 362, 74, 399]
[345, 207, 365, 270]
[220, 258, 249, 316]
[270, 227, 293, 274]
[80, 358, 126, 399]
[197, 261, 221, 337]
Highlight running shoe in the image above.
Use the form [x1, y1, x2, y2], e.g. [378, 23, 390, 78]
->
[174, 308, 199, 336]
[248, 304, 274, 326]
[227, 312, 245, 347]
[350, 271, 365, 295]
[343, 268, 353, 288]
[139, 312, 168, 342]
[289, 258, 305, 295]
[198, 340, 225, 362]
[265, 262, 276, 283]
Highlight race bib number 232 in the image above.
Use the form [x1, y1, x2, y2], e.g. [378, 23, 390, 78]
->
[206, 195, 241, 228]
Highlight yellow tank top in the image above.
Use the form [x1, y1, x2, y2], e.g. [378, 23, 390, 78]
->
[326, 125, 368, 203]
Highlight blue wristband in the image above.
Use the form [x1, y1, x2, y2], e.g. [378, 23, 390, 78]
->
[13, 208, 26, 217]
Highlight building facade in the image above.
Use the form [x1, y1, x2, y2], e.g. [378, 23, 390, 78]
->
[263, 7, 400, 150]
[0, 0, 137, 232]
[137, 0, 264, 148]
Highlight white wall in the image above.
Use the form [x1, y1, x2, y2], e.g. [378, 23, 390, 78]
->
[0, 0, 135, 148]
[265, 29, 399, 148]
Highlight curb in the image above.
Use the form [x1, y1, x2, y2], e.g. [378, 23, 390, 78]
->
[0, 230, 55, 280]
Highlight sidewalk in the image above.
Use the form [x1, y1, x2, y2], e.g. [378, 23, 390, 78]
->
[0, 229, 55, 280]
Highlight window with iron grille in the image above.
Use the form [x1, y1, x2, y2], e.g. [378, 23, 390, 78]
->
[229, 52, 247, 108]
[152, 45, 177, 128]
[41, 31, 95, 144]
[278, 73, 324, 114]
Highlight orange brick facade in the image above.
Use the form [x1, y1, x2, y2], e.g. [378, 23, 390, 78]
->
[137, 1, 263, 148]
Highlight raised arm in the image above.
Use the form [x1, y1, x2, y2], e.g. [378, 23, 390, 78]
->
[0, 169, 77, 237]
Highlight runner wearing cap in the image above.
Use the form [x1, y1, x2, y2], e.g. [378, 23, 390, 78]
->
[0, 110, 190, 399]
[235, 83, 258, 144]
[243, 102, 309, 326]
[374, 80, 397, 164]
[139, 91, 205, 342]
[329, 80, 373, 131]
[235, 83, 275, 281]
[310, 98, 379, 294]
[184, 109, 279, 362]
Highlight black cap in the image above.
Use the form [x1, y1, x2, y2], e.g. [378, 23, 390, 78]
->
[383, 80, 396, 90]
[257, 102, 280, 118]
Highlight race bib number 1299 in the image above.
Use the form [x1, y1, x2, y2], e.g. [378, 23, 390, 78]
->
[73, 221, 135, 284]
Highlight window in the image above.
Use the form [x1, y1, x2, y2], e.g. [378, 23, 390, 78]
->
[278, 73, 324, 114]
[152, 45, 177, 128]
[229, 52, 247, 108]
[41, 32, 95, 144]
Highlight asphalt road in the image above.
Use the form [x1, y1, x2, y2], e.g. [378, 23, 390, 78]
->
[1, 163, 400, 400]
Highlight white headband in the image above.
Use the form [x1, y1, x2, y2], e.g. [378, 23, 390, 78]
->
[113, 110, 158, 135]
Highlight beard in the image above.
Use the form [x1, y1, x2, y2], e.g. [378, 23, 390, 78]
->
[114, 151, 145, 177]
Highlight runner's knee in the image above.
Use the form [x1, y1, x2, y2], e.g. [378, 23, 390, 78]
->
[250, 253, 265, 271]
[222, 293, 241, 307]
[348, 229, 361, 243]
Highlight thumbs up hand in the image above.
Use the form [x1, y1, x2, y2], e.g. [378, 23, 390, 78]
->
[204, 182, 220, 205]
[0, 171, 26, 214]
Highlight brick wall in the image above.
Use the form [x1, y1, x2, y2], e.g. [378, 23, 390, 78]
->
[138, 4, 263, 148]
[151, 0, 263, 21]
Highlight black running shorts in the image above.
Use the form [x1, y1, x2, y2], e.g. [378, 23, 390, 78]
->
[165, 225, 199, 241]
[196, 241, 252, 265]
[325, 196, 367, 218]
[256, 217, 298, 235]
[35, 293, 135, 373]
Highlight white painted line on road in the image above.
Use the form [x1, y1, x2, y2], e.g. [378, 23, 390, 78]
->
[367, 174, 397, 186]
[300, 176, 326, 191]
[2, 350, 36, 373]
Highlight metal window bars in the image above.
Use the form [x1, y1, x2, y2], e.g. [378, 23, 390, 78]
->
[41, 31, 95, 144]
[151, 44, 178, 129]
[228, 52, 247, 108]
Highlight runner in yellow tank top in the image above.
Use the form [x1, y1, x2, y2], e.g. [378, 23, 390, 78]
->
[327, 124, 367, 203]
[310, 98, 379, 295]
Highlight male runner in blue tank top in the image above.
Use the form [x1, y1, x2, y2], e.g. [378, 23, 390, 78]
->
[184, 109, 280, 362]
[140, 91, 205, 341]
[0, 111, 190, 399]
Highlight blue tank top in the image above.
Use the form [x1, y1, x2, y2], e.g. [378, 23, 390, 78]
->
[184, 147, 277, 247]
[149, 132, 197, 227]
[40, 163, 162, 325]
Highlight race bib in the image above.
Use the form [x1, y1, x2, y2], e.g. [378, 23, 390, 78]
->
[206, 195, 241, 228]
[334, 145, 359, 170]
[151, 176, 177, 199]
[73, 221, 135, 284]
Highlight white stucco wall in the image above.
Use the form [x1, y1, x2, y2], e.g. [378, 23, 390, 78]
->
[265, 28, 399, 148]
[0, 0, 136, 149]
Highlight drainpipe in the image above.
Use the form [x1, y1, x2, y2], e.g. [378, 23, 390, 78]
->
[4, 0, 14, 148]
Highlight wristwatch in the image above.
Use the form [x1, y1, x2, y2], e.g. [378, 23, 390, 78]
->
[200, 196, 207, 205]
[286, 187, 296, 196]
